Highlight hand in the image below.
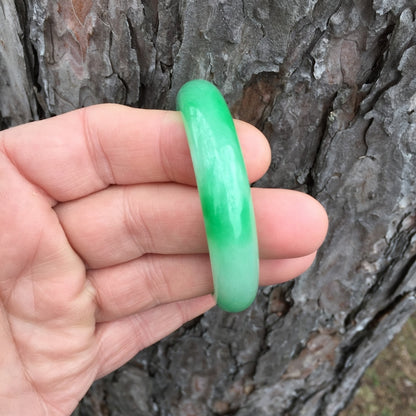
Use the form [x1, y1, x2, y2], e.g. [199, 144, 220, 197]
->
[0, 105, 328, 415]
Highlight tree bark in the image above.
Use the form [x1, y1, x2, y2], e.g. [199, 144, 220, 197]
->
[1, 1, 416, 415]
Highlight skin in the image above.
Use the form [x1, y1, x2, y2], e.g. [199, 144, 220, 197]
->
[0, 104, 328, 415]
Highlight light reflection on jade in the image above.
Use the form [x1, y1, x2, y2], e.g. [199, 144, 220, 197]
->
[177, 79, 259, 312]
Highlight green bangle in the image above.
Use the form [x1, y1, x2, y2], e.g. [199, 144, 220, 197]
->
[177, 79, 259, 312]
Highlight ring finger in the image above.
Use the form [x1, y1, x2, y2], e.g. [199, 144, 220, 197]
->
[90, 252, 317, 323]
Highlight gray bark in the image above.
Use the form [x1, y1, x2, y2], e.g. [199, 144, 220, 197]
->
[1, 1, 416, 415]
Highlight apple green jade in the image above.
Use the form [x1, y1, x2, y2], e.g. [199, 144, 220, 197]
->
[177, 79, 259, 312]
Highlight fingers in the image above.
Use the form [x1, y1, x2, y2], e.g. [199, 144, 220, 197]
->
[56, 186, 328, 268]
[1, 105, 271, 202]
[93, 253, 316, 378]
[92, 252, 316, 378]
[90, 252, 317, 323]
[259, 253, 317, 286]
[95, 295, 215, 379]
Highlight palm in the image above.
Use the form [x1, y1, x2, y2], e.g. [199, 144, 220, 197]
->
[0, 105, 327, 415]
[0, 172, 100, 415]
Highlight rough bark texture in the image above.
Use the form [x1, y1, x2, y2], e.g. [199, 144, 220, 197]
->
[1, 1, 416, 415]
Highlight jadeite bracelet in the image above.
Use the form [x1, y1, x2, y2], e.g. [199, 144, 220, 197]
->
[177, 79, 259, 312]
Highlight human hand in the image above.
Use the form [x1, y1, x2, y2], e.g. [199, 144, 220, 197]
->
[0, 105, 328, 415]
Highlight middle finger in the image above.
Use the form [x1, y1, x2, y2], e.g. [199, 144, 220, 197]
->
[55, 184, 326, 268]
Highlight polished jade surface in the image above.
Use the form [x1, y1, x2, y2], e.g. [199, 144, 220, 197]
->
[177, 79, 259, 312]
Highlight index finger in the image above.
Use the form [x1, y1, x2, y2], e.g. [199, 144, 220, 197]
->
[0, 104, 271, 202]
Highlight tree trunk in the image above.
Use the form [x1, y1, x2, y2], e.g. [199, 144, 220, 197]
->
[2, 1, 416, 415]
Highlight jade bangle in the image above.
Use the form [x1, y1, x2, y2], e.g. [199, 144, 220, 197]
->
[177, 79, 259, 312]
